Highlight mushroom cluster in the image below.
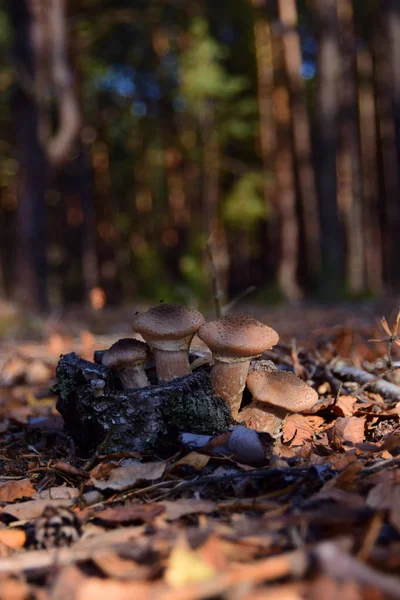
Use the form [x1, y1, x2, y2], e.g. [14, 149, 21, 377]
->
[100, 303, 318, 433]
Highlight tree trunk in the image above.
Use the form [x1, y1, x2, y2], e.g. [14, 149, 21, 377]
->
[272, 82, 303, 302]
[315, 0, 344, 294]
[201, 102, 230, 305]
[277, 0, 320, 280]
[357, 47, 383, 294]
[337, 0, 365, 295]
[251, 2, 279, 287]
[374, 6, 400, 287]
[9, 0, 49, 312]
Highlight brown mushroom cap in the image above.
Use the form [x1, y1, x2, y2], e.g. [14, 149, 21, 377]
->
[102, 338, 150, 369]
[132, 304, 205, 342]
[198, 315, 279, 359]
[246, 369, 318, 412]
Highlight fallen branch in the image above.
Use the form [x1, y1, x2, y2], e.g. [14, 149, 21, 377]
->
[329, 359, 400, 401]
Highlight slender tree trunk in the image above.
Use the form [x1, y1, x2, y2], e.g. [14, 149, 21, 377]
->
[387, 0, 400, 172]
[337, 0, 365, 294]
[251, 2, 280, 285]
[272, 81, 302, 301]
[9, 0, 49, 312]
[315, 0, 344, 293]
[357, 47, 383, 294]
[374, 7, 400, 287]
[277, 0, 320, 280]
[201, 102, 230, 303]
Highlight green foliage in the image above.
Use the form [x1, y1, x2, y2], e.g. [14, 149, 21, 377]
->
[180, 19, 247, 107]
[223, 172, 267, 232]
[179, 18, 257, 144]
[0, 9, 11, 46]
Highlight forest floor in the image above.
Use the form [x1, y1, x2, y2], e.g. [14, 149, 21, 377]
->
[0, 300, 400, 599]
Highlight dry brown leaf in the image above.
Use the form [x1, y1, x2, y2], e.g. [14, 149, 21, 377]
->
[0, 577, 31, 600]
[95, 502, 164, 525]
[161, 499, 216, 521]
[51, 462, 90, 479]
[2, 498, 75, 521]
[76, 578, 152, 600]
[333, 395, 357, 418]
[92, 551, 155, 580]
[0, 529, 26, 549]
[330, 417, 365, 445]
[172, 452, 210, 471]
[0, 479, 35, 503]
[93, 461, 166, 492]
[164, 535, 216, 588]
[89, 462, 115, 480]
[282, 415, 324, 446]
[33, 486, 80, 501]
[323, 461, 363, 490]
[50, 564, 88, 600]
[310, 488, 365, 509]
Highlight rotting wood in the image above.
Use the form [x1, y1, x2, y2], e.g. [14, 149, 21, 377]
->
[54, 352, 233, 456]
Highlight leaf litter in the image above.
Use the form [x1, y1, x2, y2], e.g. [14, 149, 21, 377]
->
[1, 305, 400, 598]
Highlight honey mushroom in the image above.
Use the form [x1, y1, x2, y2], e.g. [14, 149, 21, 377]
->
[132, 303, 205, 382]
[102, 338, 151, 389]
[241, 369, 318, 434]
[197, 315, 279, 419]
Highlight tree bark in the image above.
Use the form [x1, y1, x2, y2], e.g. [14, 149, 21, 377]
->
[315, 0, 344, 294]
[9, 0, 49, 312]
[337, 0, 365, 295]
[251, 2, 280, 287]
[357, 47, 383, 294]
[277, 0, 320, 280]
[374, 6, 400, 287]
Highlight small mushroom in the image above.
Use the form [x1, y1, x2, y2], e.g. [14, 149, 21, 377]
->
[102, 338, 151, 389]
[242, 369, 318, 434]
[197, 315, 279, 419]
[132, 304, 205, 382]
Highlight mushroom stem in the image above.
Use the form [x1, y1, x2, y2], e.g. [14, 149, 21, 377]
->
[153, 349, 191, 382]
[118, 365, 150, 390]
[211, 358, 251, 419]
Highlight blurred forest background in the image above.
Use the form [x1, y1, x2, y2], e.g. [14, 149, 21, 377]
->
[0, 0, 399, 314]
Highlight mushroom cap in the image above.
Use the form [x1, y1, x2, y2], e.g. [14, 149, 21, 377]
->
[246, 369, 318, 412]
[198, 314, 279, 359]
[132, 304, 205, 341]
[102, 338, 150, 369]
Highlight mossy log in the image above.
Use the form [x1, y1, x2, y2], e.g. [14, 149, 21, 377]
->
[54, 353, 233, 456]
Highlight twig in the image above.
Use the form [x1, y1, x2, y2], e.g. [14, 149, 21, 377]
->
[206, 237, 223, 319]
[222, 285, 257, 315]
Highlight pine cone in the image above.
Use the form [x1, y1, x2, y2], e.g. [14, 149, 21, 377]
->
[33, 506, 82, 549]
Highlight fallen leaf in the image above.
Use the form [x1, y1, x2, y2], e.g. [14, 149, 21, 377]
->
[76, 579, 152, 600]
[0, 577, 31, 600]
[94, 503, 164, 525]
[51, 462, 90, 479]
[0, 479, 35, 503]
[2, 499, 75, 521]
[172, 452, 210, 471]
[93, 462, 166, 492]
[282, 415, 324, 446]
[333, 396, 357, 418]
[92, 551, 155, 579]
[33, 486, 80, 501]
[161, 499, 216, 521]
[0, 529, 26, 549]
[330, 417, 365, 445]
[165, 536, 216, 588]
[89, 462, 115, 480]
